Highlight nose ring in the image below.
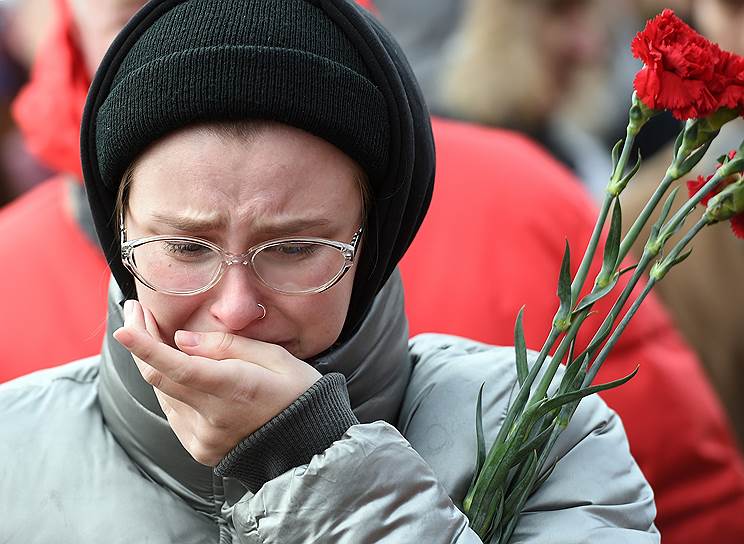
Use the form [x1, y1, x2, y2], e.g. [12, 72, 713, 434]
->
[257, 303, 267, 320]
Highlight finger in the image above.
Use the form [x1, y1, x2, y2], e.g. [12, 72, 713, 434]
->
[114, 324, 232, 396]
[140, 303, 164, 343]
[151, 383, 195, 422]
[123, 299, 150, 336]
[132, 352, 208, 407]
[173, 330, 292, 373]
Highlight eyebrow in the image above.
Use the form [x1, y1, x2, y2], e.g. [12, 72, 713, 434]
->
[150, 212, 334, 237]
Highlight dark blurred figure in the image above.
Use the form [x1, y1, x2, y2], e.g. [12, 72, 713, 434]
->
[0, 0, 54, 206]
[0, 2, 27, 205]
[438, 0, 611, 196]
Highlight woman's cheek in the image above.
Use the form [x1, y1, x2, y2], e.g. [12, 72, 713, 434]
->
[134, 287, 202, 345]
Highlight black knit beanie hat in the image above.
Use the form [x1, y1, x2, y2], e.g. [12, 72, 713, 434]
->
[81, 0, 435, 343]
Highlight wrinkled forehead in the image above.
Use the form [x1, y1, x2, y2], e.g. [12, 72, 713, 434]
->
[123, 122, 365, 235]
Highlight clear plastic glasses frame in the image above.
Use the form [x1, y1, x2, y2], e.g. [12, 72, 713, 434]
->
[119, 209, 363, 296]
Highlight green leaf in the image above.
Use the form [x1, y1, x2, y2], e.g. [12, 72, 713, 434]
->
[611, 139, 623, 170]
[672, 131, 684, 157]
[669, 248, 693, 268]
[484, 493, 505, 543]
[654, 186, 681, 233]
[676, 140, 713, 179]
[619, 149, 643, 187]
[498, 450, 542, 544]
[503, 449, 540, 518]
[477, 487, 505, 539]
[558, 353, 590, 396]
[574, 273, 620, 313]
[513, 421, 557, 463]
[600, 199, 622, 275]
[468, 383, 487, 493]
[514, 307, 528, 386]
[558, 241, 571, 309]
[553, 241, 572, 330]
[618, 263, 637, 277]
[534, 459, 558, 490]
[536, 367, 639, 419]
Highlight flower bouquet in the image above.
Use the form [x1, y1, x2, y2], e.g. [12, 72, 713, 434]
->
[462, 10, 744, 543]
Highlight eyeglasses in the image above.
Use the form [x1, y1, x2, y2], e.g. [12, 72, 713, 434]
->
[120, 210, 363, 296]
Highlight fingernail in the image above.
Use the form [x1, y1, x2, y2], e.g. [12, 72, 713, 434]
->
[123, 300, 134, 322]
[113, 327, 133, 349]
[175, 330, 200, 347]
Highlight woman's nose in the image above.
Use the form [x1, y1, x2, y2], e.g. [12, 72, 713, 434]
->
[208, 265, 266, 331]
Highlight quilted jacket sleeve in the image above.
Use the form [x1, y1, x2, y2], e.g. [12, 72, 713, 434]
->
[231, 421, 483, 543]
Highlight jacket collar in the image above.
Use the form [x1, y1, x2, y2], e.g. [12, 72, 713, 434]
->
[98, 271, 411, 511]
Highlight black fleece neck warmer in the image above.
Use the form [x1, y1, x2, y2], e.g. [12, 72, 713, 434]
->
[80, 0, 435, 343]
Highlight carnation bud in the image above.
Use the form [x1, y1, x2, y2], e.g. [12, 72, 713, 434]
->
[704, 178, 744, 225]
[627, 92, 657, 136]
[678, 108, 739, 158]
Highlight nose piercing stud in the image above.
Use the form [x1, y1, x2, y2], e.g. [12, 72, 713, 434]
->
[257, 303, 267, 320]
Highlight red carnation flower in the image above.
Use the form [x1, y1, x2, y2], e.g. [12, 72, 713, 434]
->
[715, 50, 744, 111]
[686, 150, 737, 205]
[632, 9, 724, 119]
[732, 215, 744, 238]
[686, 174, 716, 205]
[686, 151, 744, 238]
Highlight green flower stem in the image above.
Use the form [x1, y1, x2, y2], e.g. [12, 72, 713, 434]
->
[617, 173, 674, 264]
[582, 279, 654, 388]
[583, 213, 705, 388]
[616, 128, 637, 172]
[489, 328, 562, 449]
[570, 195, 614, 309]
[578, 248, 655, 363]
[651, 216, 706, 281]
[530, 310, 590, 404]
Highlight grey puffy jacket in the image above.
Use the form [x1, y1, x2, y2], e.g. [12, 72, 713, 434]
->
[0, 273, 658, 543]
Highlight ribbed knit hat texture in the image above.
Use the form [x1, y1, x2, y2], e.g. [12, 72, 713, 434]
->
[82, 0, 435, 342]
[96, 0, 389, 189]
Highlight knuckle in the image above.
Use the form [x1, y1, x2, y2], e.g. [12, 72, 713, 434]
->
[215, 332, 235, 358]
[140, 365, 162, 388]
[268, 344, 286, 361]
[172, 365, 195, 386]
[231, 379, 259, 404]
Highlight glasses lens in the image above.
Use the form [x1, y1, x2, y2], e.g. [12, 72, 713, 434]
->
[253, 241, 347, 293]
[130, 239, 222, 293]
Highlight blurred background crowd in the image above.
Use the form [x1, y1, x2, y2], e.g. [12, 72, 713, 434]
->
[1, 0, 744, 540]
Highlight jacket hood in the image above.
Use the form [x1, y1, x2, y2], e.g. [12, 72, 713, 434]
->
[81, 0, 434, 345]
[98, 270, 411, 510]
[11, 0, 89, 179]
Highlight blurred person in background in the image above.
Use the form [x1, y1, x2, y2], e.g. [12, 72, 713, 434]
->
[620, 0, 744, 449]
[0, 0, 53, 205]
[1, 1, 744, 542]
[0, 0, 142, 367]
[379, 0, 689, 199]
[438, 0, 613, 197]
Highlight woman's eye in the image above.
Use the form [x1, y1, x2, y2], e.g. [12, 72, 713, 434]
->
[269, 243, 317, 258]
[164, 242, 210, 256]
